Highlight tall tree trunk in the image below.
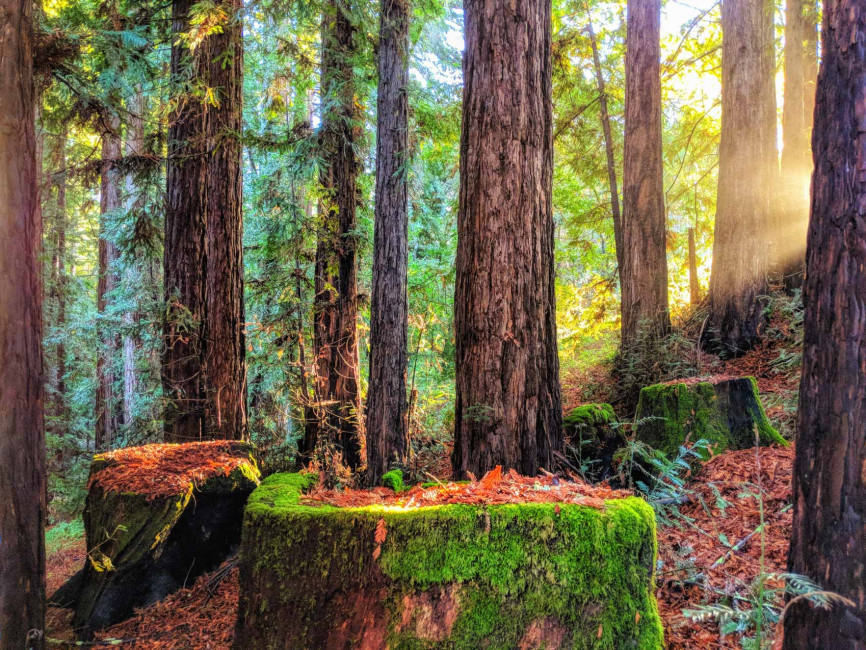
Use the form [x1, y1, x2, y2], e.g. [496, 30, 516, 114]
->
[51, 131, 67, 418]
[202, 0, 247, 440]
[122, 89, 144, 426]
[313, 0, 364, 470]
[164, 0, 207, 442]
[366, 0, 410, 486]
[586, 8, 623, 283]
[704, 0, 774, 356]
[96, 116, 123, 450]
[620, 0, 670, 350]
[783, 3, 866, 646]
[776, 0, 818, 288]
[0, 1, 46, 646]
[688, 226, 701, 306]
[452, 0, 562, 478]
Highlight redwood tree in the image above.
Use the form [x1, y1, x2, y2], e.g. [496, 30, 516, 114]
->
[164, 0, 207, 441]
[775, 0, 818, 287]
[0, 1, 46, 646]
[311, 0, 364, 470]
[705, 0, 775, 356]
[96, 116, 123, 449]
[784, 2, 866, 646]
[620, 0, 670, 349]
[366, 0, 410, 485]
[163, 0, 246, 441]
[452, 0, 562, 478]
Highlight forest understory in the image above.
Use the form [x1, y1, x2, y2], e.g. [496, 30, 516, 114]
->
[44, 294, 803, 649]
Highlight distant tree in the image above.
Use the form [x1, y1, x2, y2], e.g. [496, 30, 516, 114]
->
[704, 0, 775, 356]
[311, 0, 364, 470]
[620, 0, 670, 349]
[774, 0, 818, 288]
[366, 0, 410, 486]
[784, 1, 866, 646]
[96, 114, 123, 450]
[163, 0, 246, 441]
[0, 1, 47, 647]
[452, 0, 562, 478]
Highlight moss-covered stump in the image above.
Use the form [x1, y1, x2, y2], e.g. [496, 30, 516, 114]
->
[633, 377, 787, 458]
[234, 473, 663, 649]
[52, 441, 260, 636]
[563, 404, 623, 480]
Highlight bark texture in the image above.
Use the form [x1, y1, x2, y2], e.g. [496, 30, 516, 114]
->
[163, 0, 246, 441]
[164, 0, 207, 441]
[202, 0, 246, 440]
[776, 0, 819, 287]
[705, 0, 775, 356]
[313, 0, 364, 470]
[366, 0, 410, 486]
[688, 227, 701, 306]
[784, 3, 866, 646]
[96, 116, 123, 450]
[452, 0, 562, 478]
[620, 0, 670, 349]
[0, 1, 46, 646]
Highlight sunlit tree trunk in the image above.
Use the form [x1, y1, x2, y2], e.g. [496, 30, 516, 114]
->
[96, 115, 123, 450]
[164, 0, 207, 442]
[202, 0, 247, 440]
[688, 226, 701, 306]
[366, 0, 410, 486]
[313, 0, 364, 470]
[0, 1, 46, 645]
[452, 0, 562, 478]
[586, 9, 623, 281]
[704, 0, 774, 356]
[775, 0, 818, 288]
[784, 3, 866, 645]
[621, 0, 670, 351]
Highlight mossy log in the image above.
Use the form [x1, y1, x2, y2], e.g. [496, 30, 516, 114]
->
[563, 403, 623, 480]
[52, 441, 260, 636]
[633, 377, 787, 458]
[234, 473, 663, 649]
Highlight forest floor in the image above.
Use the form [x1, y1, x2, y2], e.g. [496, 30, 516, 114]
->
[45, 309, 802, 648]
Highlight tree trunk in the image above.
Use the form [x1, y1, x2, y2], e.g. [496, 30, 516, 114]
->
[704, 0, 774, 356]
[586, 8, 623, 285]
[313, 0, 364, 470]
[50, 130, 68, 419]
[122, 89, 144, 426]
[164, 0, 207, 442]
[366, 0, 410, 486]
[688, 226, 701, 306]
[96, 116, 123, 450]
[776, 0, 818, 288]
[783, 4, 866, 646]
[452, 0, 562, 478]
[0, 1, 46, 646]
[620, 0, 670, 350]
[202, 0, 247, 440]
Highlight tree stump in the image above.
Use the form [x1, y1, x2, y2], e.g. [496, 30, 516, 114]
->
[563, 403, 623, 480]
[51, 441, 260, 636]
[234, 473, 663, 649]
[633, 377, 787, 458]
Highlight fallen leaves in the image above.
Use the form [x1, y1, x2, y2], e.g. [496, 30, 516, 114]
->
[303, 466, 631, 509]
[88, 441, 255, 500]
[373, 518, 387, 560]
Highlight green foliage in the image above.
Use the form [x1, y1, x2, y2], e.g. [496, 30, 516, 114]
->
[46, 519, 86, 554]
[382, 469, 405, 493]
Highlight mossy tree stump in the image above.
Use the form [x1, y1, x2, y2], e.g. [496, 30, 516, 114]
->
[234, 473, 663, 649]
[52, 441, 260, 636]
[633, 377, 787, 458]
[563, 403, 623, 480]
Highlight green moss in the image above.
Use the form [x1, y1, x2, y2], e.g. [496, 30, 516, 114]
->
[237, 473, 663, 649]
[563, 403, 616, 430]
[383, 469, 405, 493]
[634, 378, 788, 459]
